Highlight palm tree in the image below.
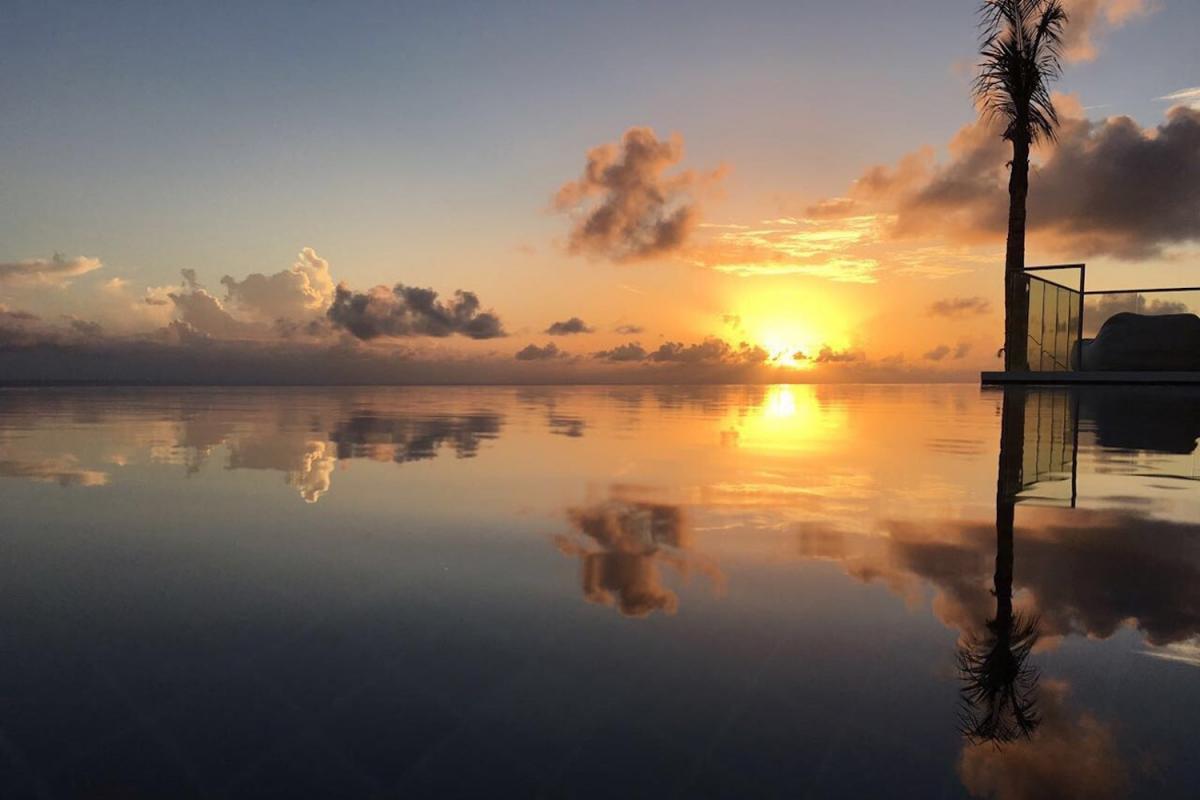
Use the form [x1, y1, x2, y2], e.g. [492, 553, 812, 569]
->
[974, 0, 1068, 372]
[958, 387, 1041, 744]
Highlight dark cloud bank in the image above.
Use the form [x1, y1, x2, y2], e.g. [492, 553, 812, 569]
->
[816, 105, 1200, 259]
[326, 283, 505, 341]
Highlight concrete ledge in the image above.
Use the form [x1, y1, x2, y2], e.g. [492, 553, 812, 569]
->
[982, 371, 1200, 385]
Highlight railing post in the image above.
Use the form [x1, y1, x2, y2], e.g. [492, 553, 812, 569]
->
[1075, 264, 1086, 371]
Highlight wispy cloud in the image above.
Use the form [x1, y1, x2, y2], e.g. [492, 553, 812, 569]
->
[1142, 638, 1200, 668]
[0, 254, 102, 286]
[1157, 87, 1200, 109]
[687, 217, 882, 283]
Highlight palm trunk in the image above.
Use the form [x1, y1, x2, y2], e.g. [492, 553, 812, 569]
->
[994, 386, 1024, 622]
[1004, 135, 1031, 372]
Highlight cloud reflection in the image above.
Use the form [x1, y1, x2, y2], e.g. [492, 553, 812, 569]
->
[0, 455, 109, 487]
[554, 489, 724, 618]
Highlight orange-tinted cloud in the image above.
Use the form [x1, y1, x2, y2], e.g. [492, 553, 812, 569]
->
[0, 254, 102, 286]
[796, 510, 1200, 648]
[554, 489, 724, 618]
[959, 681, 1128, 800]
[554, 127, 723, 261]
[515, 342, 566, 361]
[815, 105, 1200, 260]
[1060, 0, 1156, 62]
[929, 296, 992, 318]
[544, 317, 594, 335]
[220, 247, 335, 322]
[686, 217, 882, 282]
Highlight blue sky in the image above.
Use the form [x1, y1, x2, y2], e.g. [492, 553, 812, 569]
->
[0, 1, 1197, 382]
[3, 0, 1192, 287]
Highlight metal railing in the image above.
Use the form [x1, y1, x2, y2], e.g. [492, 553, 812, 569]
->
[1021, 264, 1198, 371]
[1023, 265, 1084, 372]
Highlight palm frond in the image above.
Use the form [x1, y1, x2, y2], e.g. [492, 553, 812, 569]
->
[957, 612, 1042, 745]
[973, 0, 1068, 144]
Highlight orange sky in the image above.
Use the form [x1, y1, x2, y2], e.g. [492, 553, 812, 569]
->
[0, 0, 1197, 383]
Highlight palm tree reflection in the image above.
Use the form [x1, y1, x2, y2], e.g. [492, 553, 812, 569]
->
[958, 387, 1042, 745]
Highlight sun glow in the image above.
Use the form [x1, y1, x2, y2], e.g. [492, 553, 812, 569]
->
[724, 283, 860, 370]
[754, 327, 824, 369]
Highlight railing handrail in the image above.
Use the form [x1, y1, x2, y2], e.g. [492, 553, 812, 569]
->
[1083, 286, 1200, 296]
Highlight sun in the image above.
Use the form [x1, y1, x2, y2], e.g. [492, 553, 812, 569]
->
[758, 331, 818, 369]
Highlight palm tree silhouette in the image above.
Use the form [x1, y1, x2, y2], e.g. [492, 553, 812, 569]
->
[974, 0, 1068, 372]
[958, 387, 1042, 744]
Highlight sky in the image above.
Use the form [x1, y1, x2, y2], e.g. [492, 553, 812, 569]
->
[1, 0, 1198, 383]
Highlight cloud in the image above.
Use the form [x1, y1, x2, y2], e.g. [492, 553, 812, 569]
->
[798, 509, 1200, 649]
[614, 323, 644, 335]
[554, 490, 723, 618]
[169, 286, 264, 339]
[593, 342, 649, 362]
[958, 681, 1128, 800]
[326, 283, 505, 341]
[0, 254, 102, 286]
[1158, 87, 1200, 110]
[544, 316, 594, 335]
[1061, 0, 1156, 62]
[180, 268, 201, 290]
[929, 296, 991, 317]
[686, 217, 882, 282]
[925, 342, 973, 362]
[0, 455, 109, 487]
[924, 344, 952, 362]
[330, 412, 502, 463]
[220, 247, 335, 322]
[811, 345, 863, 364]
[515, 342, 566, 361]
[1084, 294, 1190, 335]
[649, 338, 769, 365]
[821, 105, 1200, 260]
[554, 127, 722, 261]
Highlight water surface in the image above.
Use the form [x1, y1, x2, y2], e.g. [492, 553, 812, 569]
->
[1, 385, 1197, 798]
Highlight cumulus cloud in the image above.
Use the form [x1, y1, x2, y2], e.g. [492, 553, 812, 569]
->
[593, 342, 649, 362]
[169, 285, 263, 339]
[1060, 0, 1156, 62]
[544, 316, 593, 335]
[326, 283, 505, 341]
[180, 268, 201, 290]
[220, 247, 335, 322]
[929, 296, 991, 317]
[554, 127, 723, 261]
[800, 345, 863, 364]
[818, 104, 1200, 260]
[0, 254, 102, 286]
[614, 323, 644, 335]
[515, 342, 566, 361]
[649, 338, 769, 365]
